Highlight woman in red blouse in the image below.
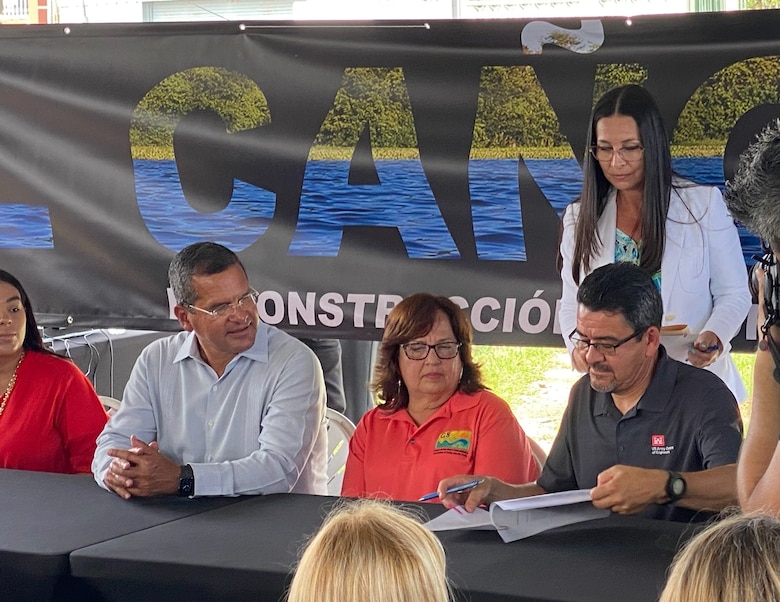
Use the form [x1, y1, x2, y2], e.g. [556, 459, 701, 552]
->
[0, 270, 108, 473]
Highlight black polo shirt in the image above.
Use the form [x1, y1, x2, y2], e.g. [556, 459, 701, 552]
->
[537, 346, 743, 522]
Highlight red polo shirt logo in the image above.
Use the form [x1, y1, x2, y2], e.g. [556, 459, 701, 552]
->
[651, 434, 665, 447]
[434, 430, 472, 455]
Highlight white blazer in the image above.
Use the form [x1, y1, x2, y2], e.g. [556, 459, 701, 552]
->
[559, 180, 752, 401]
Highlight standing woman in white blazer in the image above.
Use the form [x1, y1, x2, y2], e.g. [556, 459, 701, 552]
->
[559, 84, 751, 401]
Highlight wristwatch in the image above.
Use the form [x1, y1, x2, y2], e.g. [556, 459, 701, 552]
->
[665, 470, 686, 504]
[178, 464, 195, 498]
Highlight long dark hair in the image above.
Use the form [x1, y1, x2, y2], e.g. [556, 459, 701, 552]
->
[0, 270, 56, 355]
[572, 84, 672, 283]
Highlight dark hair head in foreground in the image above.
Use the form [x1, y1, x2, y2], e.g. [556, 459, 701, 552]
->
[726, 119, 780, 251]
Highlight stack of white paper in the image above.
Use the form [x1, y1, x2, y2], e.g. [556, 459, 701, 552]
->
[424, 489, 609, 543]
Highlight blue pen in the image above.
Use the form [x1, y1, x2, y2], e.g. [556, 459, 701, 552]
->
[418, 479, 484, 502]
[689, 343, 719, 353]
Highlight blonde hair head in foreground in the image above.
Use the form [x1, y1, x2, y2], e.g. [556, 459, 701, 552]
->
[659, 512, 780, 602]
[287, 499, 453, 602]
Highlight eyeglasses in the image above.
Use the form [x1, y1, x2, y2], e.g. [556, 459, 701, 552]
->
[590, 144, 644, 163]
[185, 289, 259, 319]
[400, 341, 462, 360]
[568, 328, 647, 356]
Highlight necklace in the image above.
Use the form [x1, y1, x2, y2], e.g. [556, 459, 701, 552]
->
[0, 351, 25, 419]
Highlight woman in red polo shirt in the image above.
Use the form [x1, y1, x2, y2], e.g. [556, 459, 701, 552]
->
[0, 270, 108, 473]
[341, 293, 540, 502]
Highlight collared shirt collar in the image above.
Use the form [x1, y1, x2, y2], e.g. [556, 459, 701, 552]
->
[635, 345, 675, 413]
[590, 345, 672, 417]
[379, 389, 479, 423]
[592, 388, 612, 417]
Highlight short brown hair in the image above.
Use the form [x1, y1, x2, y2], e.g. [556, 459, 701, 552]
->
[371, 293, 484, 411]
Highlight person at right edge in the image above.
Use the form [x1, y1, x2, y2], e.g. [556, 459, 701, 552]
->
[559, 84, 751, 401]
[725, 119, 780, 517]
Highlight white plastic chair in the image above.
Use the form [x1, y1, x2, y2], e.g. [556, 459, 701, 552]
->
[98, 395, 121, 416]
[528, 436, 548, 473]
[325, 407, 356, 496]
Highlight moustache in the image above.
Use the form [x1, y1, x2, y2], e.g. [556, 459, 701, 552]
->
[588, 362, 612, 373]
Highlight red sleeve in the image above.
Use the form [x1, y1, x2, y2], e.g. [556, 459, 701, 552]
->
[55, 364, 109, 473]
[340, 413, 369, 497]
[472, 393, 541, 485]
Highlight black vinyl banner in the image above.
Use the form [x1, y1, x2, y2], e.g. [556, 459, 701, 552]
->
[1, 11, 778, 345]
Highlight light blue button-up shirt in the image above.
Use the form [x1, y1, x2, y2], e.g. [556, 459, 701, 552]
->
[92, 324, 327, 496]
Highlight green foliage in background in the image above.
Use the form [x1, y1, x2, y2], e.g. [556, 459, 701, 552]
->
[475, 345, 561, 397]
[474, 346, 756, 448]
[314, 68, 418, 148]
[746, 0, 780, 7]
[130, 67, 270, 151]
[592, 64, 647, 104]
[673, 56, 780, 146]
[473, 66, 567, 147]
[130, 55, 780, 158]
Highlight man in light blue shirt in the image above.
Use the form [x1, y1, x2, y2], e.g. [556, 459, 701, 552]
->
[93, 242, 328, 498]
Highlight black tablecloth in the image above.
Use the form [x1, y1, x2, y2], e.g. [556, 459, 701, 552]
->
[0, 469, 242, 602]
[70, 493, 701, 602]
[438, 513, 700, 602]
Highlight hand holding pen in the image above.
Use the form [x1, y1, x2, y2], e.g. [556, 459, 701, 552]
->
[429, 475, 493, 513]
[419, 479, 484, 502]
[687, 331, 722, 368]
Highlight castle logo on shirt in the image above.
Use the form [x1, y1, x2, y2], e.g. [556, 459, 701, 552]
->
[434, 430, 472, 455]
[651, 434, 674, 455]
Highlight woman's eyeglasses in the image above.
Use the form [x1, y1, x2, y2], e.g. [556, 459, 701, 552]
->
[400, 341, 462, 360]
[590, 145, 644, 163]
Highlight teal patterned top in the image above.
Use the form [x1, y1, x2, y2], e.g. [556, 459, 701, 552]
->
[615, 228, 662, 291]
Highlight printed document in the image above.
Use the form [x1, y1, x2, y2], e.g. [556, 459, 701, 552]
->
[424, 489, 609, 542]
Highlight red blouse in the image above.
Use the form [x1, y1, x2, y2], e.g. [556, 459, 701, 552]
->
[0, 351, 108, 473]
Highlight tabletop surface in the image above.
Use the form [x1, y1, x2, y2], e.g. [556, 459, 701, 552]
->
[70, 493, 699, 602]
[0, 468, 245, 602]
[0, 468, 242, 556]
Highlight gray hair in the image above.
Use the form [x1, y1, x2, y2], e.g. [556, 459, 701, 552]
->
[168, 242, 244, 305]
[726, 119, 780, 249]
[577, 262, 662, 331]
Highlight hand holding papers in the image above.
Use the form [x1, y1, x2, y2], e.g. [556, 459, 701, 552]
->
[425, 489, 609, 543]
[490, 490, 609, 542]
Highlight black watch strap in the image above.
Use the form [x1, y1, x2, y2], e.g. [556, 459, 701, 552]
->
[178, 464, 194, 498]
[665, 470, 686, 504]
